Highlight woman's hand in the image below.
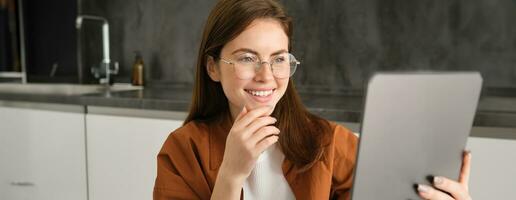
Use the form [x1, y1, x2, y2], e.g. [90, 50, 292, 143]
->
[211, 105, 280, 200]
[417, 150, 472, 200]
[219, 105, 280, 181]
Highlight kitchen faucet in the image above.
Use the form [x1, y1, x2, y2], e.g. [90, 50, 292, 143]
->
[75, 15, 118, 85]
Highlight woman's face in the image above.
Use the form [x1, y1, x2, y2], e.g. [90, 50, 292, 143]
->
[207, 18, 290, 119]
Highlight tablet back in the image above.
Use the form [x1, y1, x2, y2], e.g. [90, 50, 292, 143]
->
[351, 72, 482, 200]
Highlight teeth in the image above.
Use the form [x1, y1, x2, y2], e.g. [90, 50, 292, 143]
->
[246, 89, 273, 97]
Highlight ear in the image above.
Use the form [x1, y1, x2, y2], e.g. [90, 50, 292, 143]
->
[206, 56, 221, 82]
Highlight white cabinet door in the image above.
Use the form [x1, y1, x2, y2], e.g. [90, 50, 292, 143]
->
[86, 113, 183, 200]
[0, 105, 88, 200]
[466, 136, 516, 200]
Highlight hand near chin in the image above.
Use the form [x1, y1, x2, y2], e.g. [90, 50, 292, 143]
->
[416, 150, 472, 200]
[244, 103, 275, 116]
[218, 105, 279, 183]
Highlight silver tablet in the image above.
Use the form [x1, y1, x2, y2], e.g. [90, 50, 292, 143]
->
[351, 72, 482, 200]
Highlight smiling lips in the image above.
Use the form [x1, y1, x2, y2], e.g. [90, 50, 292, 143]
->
[246, 89, 274, 96]
[245, 89, 275, 103]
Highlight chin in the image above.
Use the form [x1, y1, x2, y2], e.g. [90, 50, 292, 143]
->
[245, 101, 277, 115]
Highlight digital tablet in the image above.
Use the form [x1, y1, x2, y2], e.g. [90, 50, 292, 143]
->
[351, 72, 482, 199]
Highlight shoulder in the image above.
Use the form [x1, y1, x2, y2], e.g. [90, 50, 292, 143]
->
[171, 121, 207, 138]
[327, 122, 358, 161]
[155, 121, 215, 199]
[324, 122, 358, 200]
[331, 122, 358, 150]
[161, 121, 210, 152]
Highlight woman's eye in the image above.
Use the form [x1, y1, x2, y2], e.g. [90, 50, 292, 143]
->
[274, 56, 286, 63]
[238, 56, 257, 63]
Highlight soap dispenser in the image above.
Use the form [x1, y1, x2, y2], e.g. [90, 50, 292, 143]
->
[131, 51, 144, 86]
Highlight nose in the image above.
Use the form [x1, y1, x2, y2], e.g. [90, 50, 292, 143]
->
[253, 62, 275, 81]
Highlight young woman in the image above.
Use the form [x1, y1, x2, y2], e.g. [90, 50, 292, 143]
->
[154, 0, 473, 199]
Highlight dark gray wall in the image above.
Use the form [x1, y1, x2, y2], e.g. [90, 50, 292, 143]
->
[79, 0, 516, 89]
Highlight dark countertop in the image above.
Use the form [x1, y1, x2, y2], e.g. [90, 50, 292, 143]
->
[0, 85, 515, 128]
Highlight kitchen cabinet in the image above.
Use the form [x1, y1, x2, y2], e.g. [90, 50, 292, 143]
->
[1, 99, 513, 200]
[85, 107, 184, 200]
[466, 135, 516, 199]
[0, 102, 88, 200]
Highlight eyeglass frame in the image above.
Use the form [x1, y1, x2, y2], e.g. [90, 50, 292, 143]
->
[218, 52, 300, 79]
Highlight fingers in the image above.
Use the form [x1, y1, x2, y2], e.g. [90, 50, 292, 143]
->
[255, 134, 279, 154]
[244, 117, 277, 138]
[459, 150, 472, 190]
[249, 125, 280, 145]
[417, 184, 454, 200]
[230, 105, 279, 158]
[418, 149, 472, 200]
[234, 105, 274, 129]
[432, 176, 470, 200]
[234, 105, 248, 122]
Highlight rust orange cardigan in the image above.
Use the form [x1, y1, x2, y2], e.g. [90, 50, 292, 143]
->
[153, 119, 358, 200]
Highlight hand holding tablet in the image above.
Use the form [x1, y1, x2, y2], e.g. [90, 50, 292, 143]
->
[351, 72, 481, 200]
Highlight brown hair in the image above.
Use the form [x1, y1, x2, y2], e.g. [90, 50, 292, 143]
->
[185, 0, 332, 171]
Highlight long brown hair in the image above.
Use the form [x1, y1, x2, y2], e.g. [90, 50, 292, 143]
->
[185, 0, 332, 171]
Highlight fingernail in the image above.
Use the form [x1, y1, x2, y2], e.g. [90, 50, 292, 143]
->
[417, 184, 431, 193]
[433, 176, 443, 185]
[465, 150, 472, 157]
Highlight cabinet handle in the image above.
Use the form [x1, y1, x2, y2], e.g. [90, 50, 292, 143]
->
[10, 181, 35, 186]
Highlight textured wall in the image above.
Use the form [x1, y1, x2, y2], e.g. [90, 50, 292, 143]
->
[79, 0, 516, 89]
[79, 0, 214, 84]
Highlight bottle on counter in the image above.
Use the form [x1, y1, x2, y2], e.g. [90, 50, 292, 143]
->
[131, 51, 144, 86]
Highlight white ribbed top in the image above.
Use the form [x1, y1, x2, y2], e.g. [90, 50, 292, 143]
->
[243, 144, 295, 200]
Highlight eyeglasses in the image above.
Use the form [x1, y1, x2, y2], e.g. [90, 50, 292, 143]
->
[219, 53, 300, 79]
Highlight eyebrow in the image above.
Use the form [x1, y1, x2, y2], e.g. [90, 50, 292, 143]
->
[231, 48, 288, 57]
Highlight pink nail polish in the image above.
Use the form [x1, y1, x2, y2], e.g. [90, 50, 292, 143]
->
[417, 184, 430, 193]
[433, 176, 443, 185]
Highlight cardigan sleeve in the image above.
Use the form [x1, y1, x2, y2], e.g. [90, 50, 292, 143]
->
[330, 124, 358, 200]
[153, 126, 211, 200]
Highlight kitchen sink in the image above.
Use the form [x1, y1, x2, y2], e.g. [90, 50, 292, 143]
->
[0, 83, 142, 96]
